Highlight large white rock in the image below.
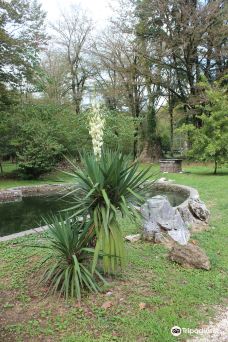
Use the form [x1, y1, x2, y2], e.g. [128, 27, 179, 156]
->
[141, 195, 190, 245]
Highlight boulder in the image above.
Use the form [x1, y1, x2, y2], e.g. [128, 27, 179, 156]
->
[141, 195, 190, 245]
[169, 243, 211, 270]
[188, 198, 210, 223]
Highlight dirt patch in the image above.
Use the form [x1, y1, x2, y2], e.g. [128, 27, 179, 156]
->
[188, 305, 228, 342]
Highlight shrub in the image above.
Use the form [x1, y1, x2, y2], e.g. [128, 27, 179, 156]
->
[17, 122, 63, 178]
[39, 216, 106, 300]
[65, 150, 154, 274]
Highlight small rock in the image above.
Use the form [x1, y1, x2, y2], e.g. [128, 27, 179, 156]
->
[158, 177, 167, 182]
[139, 302, 147, 310]
[105, 291, 113, 296]
[125, 234, 141, 242]
[169, 243, 211, 270]
[189, 198, 210, 223]
[101, 301, 113, 310]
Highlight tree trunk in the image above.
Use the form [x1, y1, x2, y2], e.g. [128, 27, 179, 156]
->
[168, 93, 175, 157]
[138, 106, 162, 163]
[133, 125, 139, 160]
[170, 108, 174, 157]
[148, 105, 161, 161]
[75, 98, 81, 115]
[214, 159, 218, 175]
[138, 140, 162, 163]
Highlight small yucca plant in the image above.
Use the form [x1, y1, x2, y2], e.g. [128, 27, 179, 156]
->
[39, 215, 106, 301]
[65, 150, 155, 274]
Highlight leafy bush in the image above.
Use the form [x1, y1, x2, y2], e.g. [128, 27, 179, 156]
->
[1, 104, 137, 177]
[17, 120, 63, 178]
[65, 150, 154, 274]
[39, 216, 106, 300]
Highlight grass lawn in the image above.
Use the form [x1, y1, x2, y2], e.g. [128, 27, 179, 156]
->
[0, 162, 75, 189]
[0, 163, 228, 341]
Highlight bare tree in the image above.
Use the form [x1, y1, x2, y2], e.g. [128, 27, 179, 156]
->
[93, 26, 147, 158]
[51, 5, 93, 114]
[40, 48, 69, 104]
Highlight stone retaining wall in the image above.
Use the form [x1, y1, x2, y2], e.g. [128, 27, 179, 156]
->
[160, 159, 182, 173]
[0, 183, 74, 203]
[0, 189, 22, 203]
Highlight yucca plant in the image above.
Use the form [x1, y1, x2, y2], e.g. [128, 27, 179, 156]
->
[38, 215, 106, 301]
[65, 150, 155, 274]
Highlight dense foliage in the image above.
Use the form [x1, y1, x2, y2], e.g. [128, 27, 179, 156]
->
[17, 125, 63, 179]
[0, 0, 47, 106]
[1, 0, 227, 172]
[0, 104, 136, 177]
[180, 80, 228, 174]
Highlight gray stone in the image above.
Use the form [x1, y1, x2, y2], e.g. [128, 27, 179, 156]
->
[169, 243, 211, 270]
[0, 225, 49, 242]
[188, 198, 210, 223]
[0, 189, 22, 203]
[152, 180, 210, 231]
[141, 195, 190, 245]
[177, 205, 196, 227]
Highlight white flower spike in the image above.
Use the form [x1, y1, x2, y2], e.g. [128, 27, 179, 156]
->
[89, 103, 105, 160]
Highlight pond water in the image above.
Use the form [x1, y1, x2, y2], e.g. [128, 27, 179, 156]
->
[0, 190, 186, 237]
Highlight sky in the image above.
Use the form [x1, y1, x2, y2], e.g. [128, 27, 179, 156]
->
[40, 0, 113, 26]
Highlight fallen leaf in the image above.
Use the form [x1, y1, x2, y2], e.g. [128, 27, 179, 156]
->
[139, 302, 146, 310]
[101, 301, 113, 310]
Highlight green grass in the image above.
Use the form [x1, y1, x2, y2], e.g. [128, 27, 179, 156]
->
[0, 163, 228, 341]
[0, 162, 74, 189]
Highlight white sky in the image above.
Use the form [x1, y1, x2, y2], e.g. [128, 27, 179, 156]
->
[40, 0, 113, 26]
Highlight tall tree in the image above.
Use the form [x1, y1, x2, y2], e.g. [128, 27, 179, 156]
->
[180, 78, 228, 174]
[136, 0, 227, 106]
[39, 48, 70, 104]
[93, 26, 146, 158]
[135, 0, 228, 151]
[51, 6, 93, 114]
[0, 0, 47, 103]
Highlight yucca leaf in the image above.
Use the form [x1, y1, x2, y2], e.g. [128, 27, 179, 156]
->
[92, 233, 102, 274]
[73, 266, 81, 300]
[127, 187, 144, 202]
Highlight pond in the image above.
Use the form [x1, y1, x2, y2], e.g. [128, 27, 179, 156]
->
[0, 190, 187, 237]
